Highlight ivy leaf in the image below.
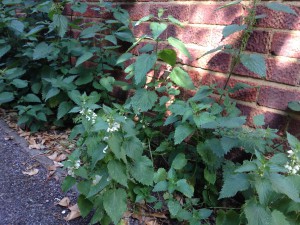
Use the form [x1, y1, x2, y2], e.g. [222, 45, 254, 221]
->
[219, 174, 250, 199]
[33, 42, 53, 60]
[223, 24, 247, 38]
[176, 179, 194, 198]
[266, 2, 297, 15]
[130, 89, 158, 113]
[171, 153, 187, 170]
[169, 67, 195, 90]
[103, 188, 127, 225]
[174, 123, 195, 145]
[0, 45, 11, 58]
[57, 101, 73, 120]
[76, 52, 93, 67]
[134, 53, 157, 85]
[108, 160, 128, 187]
[130, 156, 154, 186]
[271, 210, 290, 225]
[168, 37, 191, 59]
[244, 199, 272, 225]
[150, 22, 167, 40]
[253, 114, 265, 126]
[77, 195, 93, 218]
[0, 92, 14, 104]
[158, 49, 177, 67]
[240, 53, 266, 77]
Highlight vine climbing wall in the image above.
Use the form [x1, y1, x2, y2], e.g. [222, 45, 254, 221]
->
[65, 0, 300, 136]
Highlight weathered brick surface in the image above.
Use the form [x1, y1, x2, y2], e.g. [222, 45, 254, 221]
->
[75, 0, 300, 131]
[287, 118, 300, 137]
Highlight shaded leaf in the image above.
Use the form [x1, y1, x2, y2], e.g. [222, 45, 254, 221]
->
[169, 67, 195, 90]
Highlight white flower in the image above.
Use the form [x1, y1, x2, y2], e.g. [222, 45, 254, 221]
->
[103, 136, 109, 141]
[107, 121, 121, 133]
[74, 160, 80, 169]
[92, 175, 102, 185]
[287, 150, 294, 156]
[103, 145, 108, 154]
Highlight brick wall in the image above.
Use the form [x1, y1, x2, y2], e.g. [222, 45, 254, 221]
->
[67, 1, 300, 136]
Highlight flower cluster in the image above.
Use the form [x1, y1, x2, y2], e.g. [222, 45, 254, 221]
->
[106, 120, 121, 133]
[80, 108, 97, 124]
[285, 149, 300, 174]
[67, 160, 81, 177]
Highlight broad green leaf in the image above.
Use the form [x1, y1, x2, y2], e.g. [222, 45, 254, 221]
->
[169, 67, 195, 90]
[168, 37, 191, 59]
[50, 14, 68, 38]
[288, 101, 300, 112]
[33, 42, 53, 60]
[153, 168, 167, 183]
[266, 2, 297, 15]
[220, 137, 239, 153]
[62, 176, 76, 192]
[158, 49, 177, 67]
[206, 138, 225, 157]
[103, 188, 127, 224]
[116, 53, 133, 65]
[240, 53, 266, 77]
[114, 10, 130, 26]
[253, 114, 265, 126]
[25, 25, 45, 37]
[0, 45, 11, 58]
[219, 173, 250, 199]
[134, 14, 154, 26]
[3, 0, 22, 5]
[244, 199, 272, 225]
[115, 30, 134, 42]
[204, 168, 216, 184]
[153, 180, 168, 192]
[176, 179, 194, 198]
[45, 87, 60, 101]
[287, 132, 300, 149]
[134, 53, 157, 85]
[9, 20, 24, 33]
[235, 161, 257, 173]
[222, 24, 247, 38]
[105, 35, 117, 45]
[171, 153, 187, 170]
[168, 200, 181, 216]
[100, 77, 115, 92]
[77, 195, 93, 218]
[4, 68, 25, 79]
[139, 43, 154, 53]
[71, 2, 88, 13]
[174, 123, 195, 145]
[108, 160, 128, 187]
[23, 94, 41, 103]
[255, 177, 273, 205]
[271, 210, 290, 225]
[216, 210, 240, 225]
[57, 101, 73, 120]
[150, 22, 167, 40]
[108, 134, 126, 162]
[75, 72, 93, 86]
[130, 89, 158, 113]
[168, 15, 184, 27]
[11, 79, 28, 88]
[80, 25, 103, 39]
[0, 92, 14, 104]
[76, 52, 93, 67]
[122, 137, 143, 160]
[130, 156, 154, 186]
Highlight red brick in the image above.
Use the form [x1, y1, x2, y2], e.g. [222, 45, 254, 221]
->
[233, 62, 263, 79]
[189, 4, 243, 25]
[266, 58, 300, 86]
[271, 32, 300, 59]
[256, 5, 300, 30]
[287, 118, 300, 137]
[246, 30, 271, 54]
[121, 3, 150, 21]
[149, 3, 189, 22]
[237, 104, 288, 130]
[258, 86, 300, 110]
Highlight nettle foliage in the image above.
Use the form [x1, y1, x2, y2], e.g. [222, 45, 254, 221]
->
[1, 0, 300, 225]
[0, 0, 133, 131]
[60, 3, 300, 225]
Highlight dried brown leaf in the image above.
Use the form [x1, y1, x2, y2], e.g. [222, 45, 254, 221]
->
[64, 204, 81, 221]
[48, 152, 58, 160]
[57, 197, 70, 207]
[22, 168, 39, 176]
[55, 154, 67, 162]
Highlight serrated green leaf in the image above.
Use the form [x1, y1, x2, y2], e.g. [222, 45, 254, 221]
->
[158, 49, 177, 67]
[23, 94, 41, 103]
[75, 72, 93, 86]
[240, 53, 266, 77]
[116, 53, 133, 65]
[255, 177, 273, 205]
[176, 179, 194, 198]
[108, 160, 128, 187]
[219, 173, 250, 199]
[172, 153, 187, 170]
[108, 134, 126, 163]
[287, 132, 300, 149]
[253, 114, 265, 126]
[150, 22, 167, 40]
[134, 53, 157, 85]
[57, 101, 73, 120]
[216, 210, 240, 225]
[122, 137, 143, 160]
[244, 199, 272, 225]
[271, 210, 291, 225]
[9, 20, 24, 33]
[130, 89, 158, 113]
[78, 195, 93, 218]
[45, 87, 60, 101]
[154, 168, 167, 183]
[103, 188, 127, 224]
[76, 52, 93, 67]
[50, 14, 68, 38]
[100, 77, 115, 92]
[25, 25, 45, 37]
[174, 123, 195, 145]
[168, 200, 182, 216]
[169, 67, 195, 90]
[222, 24, 247, 38]
[220, 137, 239, 153]
[266, 2, 297, 15]
[0, 92, 14, 104]
[153, 180, 168, 192]
[206, 138, 225, 157]
[33, 42, 53, 60]
[11, 79, 28, 88]
[61, 176, 76, 192]
[168, 37, 191, 59]
[0, 45, 11, 58]
[130, 156, 154, 186]
[235, 161, 257, 173]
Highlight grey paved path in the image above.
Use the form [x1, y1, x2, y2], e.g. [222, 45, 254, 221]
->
[0, 119, 90, 225]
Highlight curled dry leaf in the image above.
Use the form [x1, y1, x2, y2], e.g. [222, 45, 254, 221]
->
[22, 168, 39, 176]
[57, 197, 70, 207]
[48, 152, 58, 160]
[55, 153, 67, 162]
[64, 204, 81, 221]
